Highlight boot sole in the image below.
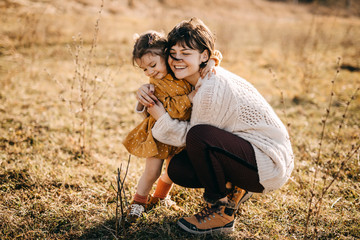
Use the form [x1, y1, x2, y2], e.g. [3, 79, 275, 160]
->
[177, 219, 234, 235]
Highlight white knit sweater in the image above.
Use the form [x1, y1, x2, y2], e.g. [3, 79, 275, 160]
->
[152, 67, 294, 193]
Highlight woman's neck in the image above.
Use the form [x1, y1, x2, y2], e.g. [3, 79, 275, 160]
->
[185, 73, 200, 86]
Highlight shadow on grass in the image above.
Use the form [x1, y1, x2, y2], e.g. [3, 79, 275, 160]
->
[76, 217, 236, 240]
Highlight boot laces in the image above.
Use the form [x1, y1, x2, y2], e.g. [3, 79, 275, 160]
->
[195, 205, 221, 223]
[228, 186, 241, 199]
[129, 204, 144, 217]
[228, 189, 235, 200]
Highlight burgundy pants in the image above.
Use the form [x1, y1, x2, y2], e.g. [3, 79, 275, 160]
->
[168, 124, 264, 202]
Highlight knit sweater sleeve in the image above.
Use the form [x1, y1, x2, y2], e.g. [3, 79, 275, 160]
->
[152, 74, 222, 147]
[152, 113, 190, 147]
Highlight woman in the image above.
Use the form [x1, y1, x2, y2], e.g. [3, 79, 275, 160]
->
[137, 18, 294, 234]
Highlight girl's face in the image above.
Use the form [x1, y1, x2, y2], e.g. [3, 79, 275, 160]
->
[135, 53, 168, 80]
[168, 43, 209, 84]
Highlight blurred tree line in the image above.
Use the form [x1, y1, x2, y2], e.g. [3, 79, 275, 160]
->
[126, 0, 356, 10]
[125, 0, 358, 15]
[267, 0, 353, 8]
[127, 0, 165, 7]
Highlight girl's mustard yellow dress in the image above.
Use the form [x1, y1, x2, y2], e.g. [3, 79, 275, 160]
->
[122, 74, 192, 159]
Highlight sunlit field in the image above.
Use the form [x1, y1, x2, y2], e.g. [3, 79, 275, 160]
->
[1, 0, 359, 239]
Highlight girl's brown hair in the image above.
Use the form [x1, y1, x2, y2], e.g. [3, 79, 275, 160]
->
[132, 31, 167, 66]
[166, 17, 215, 68]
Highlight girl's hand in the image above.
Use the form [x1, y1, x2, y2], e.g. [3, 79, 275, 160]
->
[137, 84, 157, 107]
[200, 59, 216, 78]
[188, 89, 198, 103]
[147, 100, 166, 120]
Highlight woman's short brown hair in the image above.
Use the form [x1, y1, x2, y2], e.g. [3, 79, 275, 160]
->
[166, 18, 215, 68]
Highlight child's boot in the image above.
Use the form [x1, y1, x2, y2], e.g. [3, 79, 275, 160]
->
[148, 195, 183, 211]
[126, 201, 146, 223]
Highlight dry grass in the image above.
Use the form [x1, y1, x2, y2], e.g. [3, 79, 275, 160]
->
[1, 0, 359, 239]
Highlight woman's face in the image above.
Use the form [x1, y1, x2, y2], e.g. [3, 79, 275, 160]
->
[135, 53, 168, 80]
[168, 43, 208, 84]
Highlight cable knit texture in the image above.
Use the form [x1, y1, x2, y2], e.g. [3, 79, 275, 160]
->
[152, 67, 294, 192]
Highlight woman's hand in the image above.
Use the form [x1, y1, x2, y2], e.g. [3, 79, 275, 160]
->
[200, 59, 216, 78]
[147, 100, 166, 120]
[136, 84, 157, 107]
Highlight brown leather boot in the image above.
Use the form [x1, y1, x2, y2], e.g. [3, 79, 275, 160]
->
[177, 204, 234, 234]
[227, 186, 253, 210]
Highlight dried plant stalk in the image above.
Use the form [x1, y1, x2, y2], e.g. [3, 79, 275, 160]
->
[304, 57, 359, 238]
[50, 0, 112, 158]
[115, 155, 131, 238]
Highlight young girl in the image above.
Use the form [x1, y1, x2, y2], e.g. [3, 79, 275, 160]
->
[122, 30, 222, 222]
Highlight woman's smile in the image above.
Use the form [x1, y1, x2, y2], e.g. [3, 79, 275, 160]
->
[168, 43, 208, 84]
[172, 64, 187, 72]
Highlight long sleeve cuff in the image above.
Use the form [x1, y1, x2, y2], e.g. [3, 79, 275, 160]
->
[135, 102, 148, 118]
[135, 102, 145, 113]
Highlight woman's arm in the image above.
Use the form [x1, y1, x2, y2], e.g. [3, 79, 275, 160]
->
[154, 84, 193, 119]
[146, 98, 192, 147]
[152, 112, 191, 147]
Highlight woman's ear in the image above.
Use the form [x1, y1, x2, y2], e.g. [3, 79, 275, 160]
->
[200, 50, 210, 63]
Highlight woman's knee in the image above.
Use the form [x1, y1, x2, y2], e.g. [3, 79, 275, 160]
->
[186, 124, 213, 145]
[167, 156, 180, 183]
[167, 151, 192, 185]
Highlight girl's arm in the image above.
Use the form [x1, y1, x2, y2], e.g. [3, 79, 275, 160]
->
[200, 49, 223, 78]
[151, 75, 222, 147]
[156, 94, 192, 119]
[135, 102, 149, 119]
[210, 50, 223, 66]
[153, 78, 194, 119]
[136, 82, 193, 120]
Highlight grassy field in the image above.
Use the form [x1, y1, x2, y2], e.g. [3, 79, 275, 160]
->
[1, 0, 359, 239]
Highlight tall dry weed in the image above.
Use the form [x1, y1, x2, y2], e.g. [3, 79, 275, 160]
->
[303, 58, 360, 238]
[50, 0, 111, 158]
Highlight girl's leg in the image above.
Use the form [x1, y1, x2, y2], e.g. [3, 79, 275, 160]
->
[127, 157, 163, 222]
[136, 157, 164, 197]
[150, 157, 182, 211]
[152, 157, 173, 200]
[161, 156, 173, 184]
